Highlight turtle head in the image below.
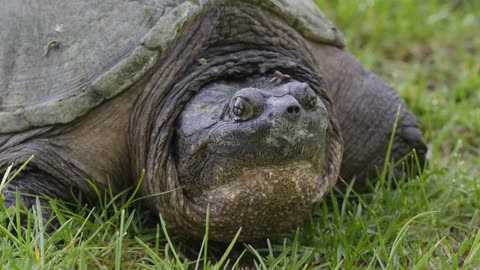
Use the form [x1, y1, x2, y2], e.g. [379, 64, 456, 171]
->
[173, 75, 335, 240]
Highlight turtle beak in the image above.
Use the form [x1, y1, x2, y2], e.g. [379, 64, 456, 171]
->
[266, 95, 303, 124]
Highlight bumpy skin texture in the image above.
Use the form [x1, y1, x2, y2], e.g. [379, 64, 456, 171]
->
[0, 3, 426, 241]
[173, 78, 338, 239]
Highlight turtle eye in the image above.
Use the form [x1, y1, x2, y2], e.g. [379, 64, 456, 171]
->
[290, 83, 318, 110]
[225, 88, 265, 122]
[233, 97, 246, 116]
[230, 96, 253, 121]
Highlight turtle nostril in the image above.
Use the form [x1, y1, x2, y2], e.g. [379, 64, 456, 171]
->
[286, 105, 301, 115]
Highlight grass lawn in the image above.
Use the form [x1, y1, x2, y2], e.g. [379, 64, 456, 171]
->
[1, 1, 479, 269]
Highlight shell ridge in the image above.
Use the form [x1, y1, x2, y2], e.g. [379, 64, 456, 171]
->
[0, 0, 343, 133]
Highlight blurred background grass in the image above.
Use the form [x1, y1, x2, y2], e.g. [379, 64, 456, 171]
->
[320, 0, 480, 165]
[313, 1, 480, 268]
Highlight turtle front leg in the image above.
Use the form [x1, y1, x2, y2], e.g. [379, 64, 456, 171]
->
[1, 168, 74, 216]
[308, 42, 427, 189]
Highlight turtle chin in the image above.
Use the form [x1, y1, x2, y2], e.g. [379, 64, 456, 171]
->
[190, 160, 322, 240]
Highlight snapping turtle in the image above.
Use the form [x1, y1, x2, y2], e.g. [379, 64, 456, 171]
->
[0, 0, 426, 241]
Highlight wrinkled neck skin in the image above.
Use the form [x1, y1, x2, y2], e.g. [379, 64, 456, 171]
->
[130, 3, 343, 241]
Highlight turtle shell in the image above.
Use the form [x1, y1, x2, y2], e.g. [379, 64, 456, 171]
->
[0, 0, 344, 134]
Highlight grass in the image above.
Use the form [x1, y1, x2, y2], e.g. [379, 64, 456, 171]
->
[1, 1, 480, 268]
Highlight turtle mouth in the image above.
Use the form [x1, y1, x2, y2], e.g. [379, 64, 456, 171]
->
[193, 123, 327, 190]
